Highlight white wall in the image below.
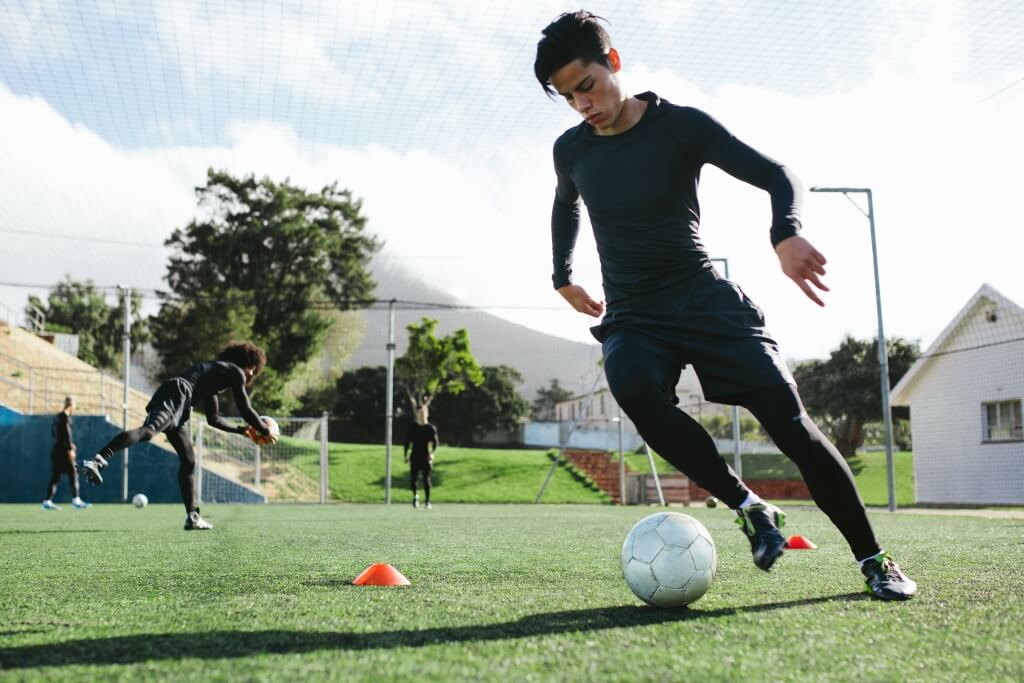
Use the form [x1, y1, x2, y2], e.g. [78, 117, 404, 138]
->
[909, 304, 1024, 504]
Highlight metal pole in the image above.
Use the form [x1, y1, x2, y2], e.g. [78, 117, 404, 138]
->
[866, 190, 897, 513]
[120, 286, 131, 503]
[809, 187, 896, 512]
[254, 445, 262, 489]
[320, 411, 329, 504]
[617, 408, 625, 505]
[643, 442, 666, 506]
[384, 299, 396, 504]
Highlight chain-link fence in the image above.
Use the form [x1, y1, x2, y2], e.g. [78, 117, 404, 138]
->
[196, 416, 328, 504]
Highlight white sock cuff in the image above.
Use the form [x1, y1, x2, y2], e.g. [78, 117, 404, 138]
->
[737, 492, 764, 510]
[857, 550, 886, 567]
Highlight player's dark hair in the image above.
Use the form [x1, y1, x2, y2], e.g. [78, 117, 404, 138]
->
[534, 10, 612, 97]
[218, 341, 266, 377]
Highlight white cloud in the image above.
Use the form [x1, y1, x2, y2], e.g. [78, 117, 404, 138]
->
[2, 0, 1023, 361]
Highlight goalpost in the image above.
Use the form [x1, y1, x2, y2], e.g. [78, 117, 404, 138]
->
[195, 414, 330, 504]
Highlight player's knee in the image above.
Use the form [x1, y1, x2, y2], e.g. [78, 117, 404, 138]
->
[138, 426, 159, 442]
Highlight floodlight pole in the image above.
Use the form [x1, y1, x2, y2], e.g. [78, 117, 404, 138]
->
[119, 286, 131, 503]
[384, 299, 396, 505]
[809, 187, 896, 512]
[711, 257, 743, 479]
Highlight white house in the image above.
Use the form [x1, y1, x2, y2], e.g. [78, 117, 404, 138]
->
[891, 284, 1024, 505]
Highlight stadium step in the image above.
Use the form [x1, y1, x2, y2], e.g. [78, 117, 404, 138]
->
[564, 448, 629, 504]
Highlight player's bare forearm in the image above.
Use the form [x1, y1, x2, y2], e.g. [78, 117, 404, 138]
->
[557, 284, 605, 317]
[774, 235, 829, 307]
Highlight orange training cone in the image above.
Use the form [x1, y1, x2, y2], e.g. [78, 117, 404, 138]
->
[352, 563, 411, 586]
[785, 535, 818, 550]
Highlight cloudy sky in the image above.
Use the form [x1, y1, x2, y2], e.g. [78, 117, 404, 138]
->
[1, 0, 1022, 361]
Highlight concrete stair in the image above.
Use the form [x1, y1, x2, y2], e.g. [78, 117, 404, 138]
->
[564, 448, 628, 504]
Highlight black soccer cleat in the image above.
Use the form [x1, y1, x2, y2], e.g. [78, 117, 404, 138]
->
[735, 502, 787, 571]
[861, 553, 917, 601]
[79, 454, 108, 486]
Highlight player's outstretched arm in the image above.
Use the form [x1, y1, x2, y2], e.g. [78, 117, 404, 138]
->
[229, 368, 271, 437]
[557, 284, 605, 317]
[774, 235, 829, 307]
[203, 395, 247, 434]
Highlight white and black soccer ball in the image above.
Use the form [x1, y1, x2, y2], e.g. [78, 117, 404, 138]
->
[621, 512, 717, 607]
[132, 493, 148, 508]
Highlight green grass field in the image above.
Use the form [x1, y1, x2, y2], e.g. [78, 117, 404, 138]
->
[283, 438, 911, 507]
[2, 504, 1022, 682]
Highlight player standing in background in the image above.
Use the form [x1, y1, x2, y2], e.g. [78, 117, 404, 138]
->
[79, 342, 276, 530]
[534, 10, 916, 600]
[41, 396, 91, 510]
[404, 406, 439, 509]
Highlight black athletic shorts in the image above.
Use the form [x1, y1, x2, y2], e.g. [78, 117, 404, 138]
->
[591, 270, 794, 403]
[50, 445, 75, 474]
[144, 377, 194, 432]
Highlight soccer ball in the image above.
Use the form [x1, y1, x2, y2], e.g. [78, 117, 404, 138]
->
[249, 416, 280, 445]
[132, 493, 148, 508]
[621, 512, 717, 607]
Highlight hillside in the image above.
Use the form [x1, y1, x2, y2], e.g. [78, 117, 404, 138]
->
[344, 260, 605, 402]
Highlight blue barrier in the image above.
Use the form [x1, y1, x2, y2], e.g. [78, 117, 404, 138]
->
[0, 408, 265, 504]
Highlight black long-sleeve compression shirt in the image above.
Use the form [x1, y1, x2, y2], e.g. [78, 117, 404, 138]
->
[177, 360, 268, 436]
[52, 411, 73, 449]
[551, 92, 802, 308]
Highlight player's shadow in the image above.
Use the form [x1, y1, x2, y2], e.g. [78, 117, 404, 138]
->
[0, 593, 866, 669]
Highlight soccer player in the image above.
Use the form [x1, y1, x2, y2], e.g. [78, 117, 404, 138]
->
[403, 406, 439, 509]
[41, 396, 91, 510]
[79, 342, 276, 530]
[534, 11, 916, 600]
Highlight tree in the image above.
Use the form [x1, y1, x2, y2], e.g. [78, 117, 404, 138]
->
[27, 276, 148, 371]
[395, 317, 484, 412]
[432, 365, 531, 445]
[793, 335, 920, 458]
[150, 169, 380, 413]
[532, 378, 574, 420]
[330, 366, 389, 443]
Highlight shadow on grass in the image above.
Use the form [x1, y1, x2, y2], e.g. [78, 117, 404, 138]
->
[0, 593, 865, 669]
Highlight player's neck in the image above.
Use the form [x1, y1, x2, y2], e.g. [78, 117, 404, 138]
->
[593, 96, 647, 136]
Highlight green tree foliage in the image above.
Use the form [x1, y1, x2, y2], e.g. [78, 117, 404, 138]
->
[150, 169, 380, 413]
[432, 365, 531, 445]
[330, 366, 390, 443]
[27, 276, 148, 371]
[698, 413, 764, 442]
[793, 335, 920, 458]
[531, 378, 574, 420]
[395, 318, 484, 412]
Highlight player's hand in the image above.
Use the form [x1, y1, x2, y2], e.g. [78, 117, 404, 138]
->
[775, 236, 829, 307]
[260, 418, 279, 445]
[557, 284, 605, 318]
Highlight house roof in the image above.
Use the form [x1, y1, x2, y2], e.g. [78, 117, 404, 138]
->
[890, 283, 1023, 405]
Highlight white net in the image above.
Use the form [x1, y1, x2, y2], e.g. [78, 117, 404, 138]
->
[196, 416, 327, 504]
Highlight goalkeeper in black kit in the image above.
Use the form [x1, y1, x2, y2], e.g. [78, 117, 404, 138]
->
[404, 406, 439, 509]
[534, 11, 916, 600]
[80, 342, 277, 530]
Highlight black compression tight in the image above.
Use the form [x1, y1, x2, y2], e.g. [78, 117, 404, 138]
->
[97, 421, 197, 514]
[606, 354, 881, 560]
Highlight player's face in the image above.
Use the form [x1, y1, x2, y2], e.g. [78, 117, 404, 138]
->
[550, 49, 626, 133]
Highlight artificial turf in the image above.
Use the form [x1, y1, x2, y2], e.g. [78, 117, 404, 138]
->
[1, 504, 1022, 682]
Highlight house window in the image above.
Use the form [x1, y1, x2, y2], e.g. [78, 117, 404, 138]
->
[982, 400, 1023, 442]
